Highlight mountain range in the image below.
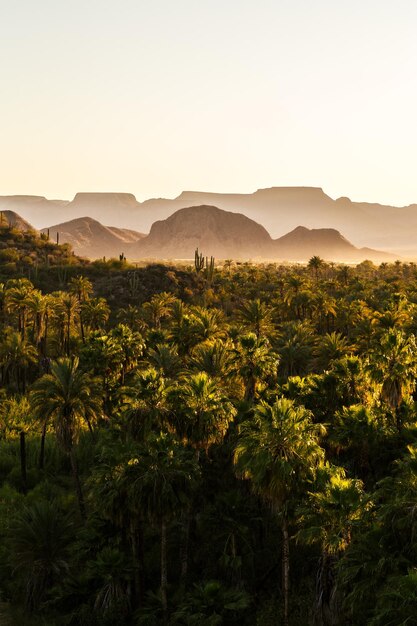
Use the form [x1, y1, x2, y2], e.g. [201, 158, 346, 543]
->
[0, 187, 416, 255]
[3, 205, 393, 263]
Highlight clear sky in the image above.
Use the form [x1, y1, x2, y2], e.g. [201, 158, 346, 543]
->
[1, 0, 416, 205]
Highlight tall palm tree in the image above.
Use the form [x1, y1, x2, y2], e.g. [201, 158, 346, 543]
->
[57, 293, 80, 356]
[308, 256, 325, 283]
[69, 275, 93, 342]
[142, 292, 176, 329]
[0, 329, 37, 392]
[30, 357, 102, 519]
[121, 367, 168, 440]
[168, 372, 236, 451]
[297, 466, 368, 626]
[8, 500, 75, 611]
[314, 332, 353, 371]
[369, 329, 417, 428]
[233, 333, 278, 401]
[81, 297, 110, 332]
[5, 279, 34, 340]
[126, 434, 199, 619]
[234, 398, 325, 626]
[237, 299, 275, 338]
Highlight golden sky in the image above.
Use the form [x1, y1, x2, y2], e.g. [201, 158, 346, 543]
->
[1, 0, 416, 205]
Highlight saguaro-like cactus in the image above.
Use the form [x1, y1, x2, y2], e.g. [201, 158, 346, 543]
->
[195, 248, 204, 273]
[205, 255, 215, 282]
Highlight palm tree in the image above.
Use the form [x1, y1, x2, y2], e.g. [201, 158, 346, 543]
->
[57, 293, 80, 356]
[7, 500, 75, 611]
[143, 292, 176, 329]
[0, 329, 37, 392]
[146, 344, 183, 379]
[308, 256, 325, 283]
[233, 333, 278, 401]
[297, 466, 368, 626]
[189, 338, 235, 382]
[69, 275, 93, 341]
[234, 398, 325, 626]
[237, 299, 275, 338]
[314, 332, 353, 371]
[81, 297, 110, 332]
[121, 367, 168, 440]
[5, 278, 34, 340]
[369, 329, 417, 428]
[30, 357, 102, 519]
[275, 321, 315, 377]
[189, 306, 227, 344]
[168, 372, 236, 451]
[126, 434, 200, 619]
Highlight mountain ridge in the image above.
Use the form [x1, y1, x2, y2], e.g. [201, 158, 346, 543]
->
[44, 205, 393, 262]
[1, 187, 416, 254]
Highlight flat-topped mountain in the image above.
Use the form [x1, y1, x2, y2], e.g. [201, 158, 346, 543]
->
[42, 217, 145, 258]
[3, 186, 417, 255]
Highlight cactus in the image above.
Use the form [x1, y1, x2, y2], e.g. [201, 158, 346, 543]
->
[56, 231, 60, 245]
[205, 255, 215, 283]
[128, 270, 140, 296]
[57, 265, 68, 287]
[119, 253, 126, 262]
[195, 248, 204, 273]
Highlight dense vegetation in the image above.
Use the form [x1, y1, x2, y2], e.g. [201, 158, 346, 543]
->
[1, 226, 417, 625]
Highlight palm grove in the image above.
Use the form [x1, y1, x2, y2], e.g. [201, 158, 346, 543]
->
[1, 227, 417, 625]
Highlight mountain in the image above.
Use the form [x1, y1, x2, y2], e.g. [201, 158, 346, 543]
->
[6, 204, 392, 261]
[0, 196, 68, 226]
[134, 205, 273, 259]
[130, 206, 392, 262]
[2, 187, 417, 255]
[42, 217, 145, 259]
[0, 210, 36, 231]
[273, 226, 391, 262]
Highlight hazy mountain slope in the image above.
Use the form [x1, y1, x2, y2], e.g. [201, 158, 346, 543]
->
[42, 217, 145, 258]
[273, 226, 392, 262]
[133, 205, 274, 259]
[0, 196, 68, 226]
[3, 186, 417, 254]
[0, 210, 36, 231]
[129, 206, 392, 262]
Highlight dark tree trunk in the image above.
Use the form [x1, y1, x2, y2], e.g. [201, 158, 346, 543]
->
[70, 449, 86, 521]
[282, 516, 290, 626]
[20, 431, 27, 494]
[161, 518, 168, 621]
[130, 520, 145, 608]
[180, 509, 192, 584]
[39, 423, 47, 470]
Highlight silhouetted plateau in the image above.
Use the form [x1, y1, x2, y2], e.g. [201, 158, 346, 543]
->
[1, 187, 417, 255]
[42, 205, 393, 262]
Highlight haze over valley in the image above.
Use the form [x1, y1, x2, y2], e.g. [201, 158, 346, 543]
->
[1, 186, 415, 261]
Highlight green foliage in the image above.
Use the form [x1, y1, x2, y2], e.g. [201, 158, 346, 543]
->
[3, 240, 417, 623]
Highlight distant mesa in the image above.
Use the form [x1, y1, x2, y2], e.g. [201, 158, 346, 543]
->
[1, 185, 417, 256]
[71, 192, 138, 209]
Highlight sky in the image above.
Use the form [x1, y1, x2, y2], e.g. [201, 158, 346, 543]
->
[1, 0, 417, 205]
